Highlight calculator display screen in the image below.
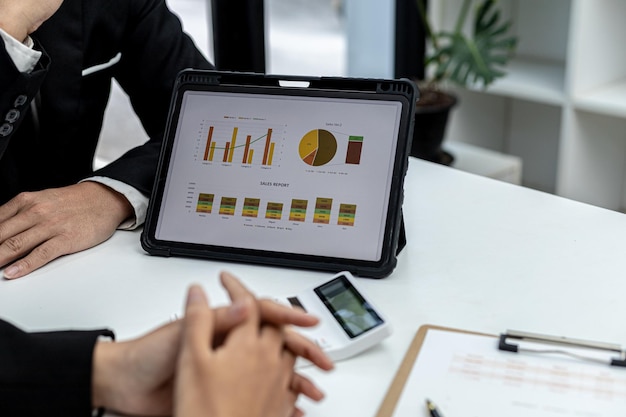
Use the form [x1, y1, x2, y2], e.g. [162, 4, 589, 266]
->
[314, 275, 384, 338]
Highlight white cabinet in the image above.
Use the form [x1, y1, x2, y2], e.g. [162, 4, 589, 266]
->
[433, 0, 626, 211]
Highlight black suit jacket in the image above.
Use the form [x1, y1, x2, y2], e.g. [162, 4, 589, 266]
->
[0, 319, 114, 416]
[0, 0, 213, 204]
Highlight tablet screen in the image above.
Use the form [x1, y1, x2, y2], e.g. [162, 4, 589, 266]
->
[154, 90, 402, 262]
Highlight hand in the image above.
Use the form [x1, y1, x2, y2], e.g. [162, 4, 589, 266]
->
[0, 182, 134, 279]
[89, 296, 267, 415]
[214, 271, 333, 406]
[0, 0, 64, 42]
[219, 271, 334, 383]
[91, 274, 331, 416]
[214, 278, 334, 377]
[175, 285, 305, 417]
[92, 321, 180, 416]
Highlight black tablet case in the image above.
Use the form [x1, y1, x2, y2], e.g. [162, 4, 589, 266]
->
[142, 70, 416, 278]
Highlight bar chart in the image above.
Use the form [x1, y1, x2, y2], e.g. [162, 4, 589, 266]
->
[313, 198, 333, 224]
[265, 202, 284, 220]
[201, 121, 279, 166]
[345, 136, 363, 164]
[337, 204, 357, 226]
[289, 199, 308, 222]
[242, 198, 261, 218]
[194, 192, 356, 226]
[219, 197, 237, 215]
[196, 193, 214, 213]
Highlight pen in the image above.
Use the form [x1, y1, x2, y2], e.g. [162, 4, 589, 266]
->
[425, 399, 444, 417]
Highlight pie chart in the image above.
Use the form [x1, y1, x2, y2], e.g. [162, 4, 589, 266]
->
[299, 129, 337, 166]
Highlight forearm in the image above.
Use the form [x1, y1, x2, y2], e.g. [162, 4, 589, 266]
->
[78, 181, 135, 227]
[0, 6, 29, 42]
[91, 340, 118, 410]
[0, 1, 63, 43]
[82, 177, 148, 228]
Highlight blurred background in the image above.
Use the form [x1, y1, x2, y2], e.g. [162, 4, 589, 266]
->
[97, 0, 626, 213]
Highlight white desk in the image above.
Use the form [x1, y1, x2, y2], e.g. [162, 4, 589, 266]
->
[2, 158, 626, 417]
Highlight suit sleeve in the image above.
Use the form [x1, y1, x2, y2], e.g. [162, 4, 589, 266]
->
[0, 38, 48, 161]
[0, 319, 114, 417]
[94, 0, 214, 196]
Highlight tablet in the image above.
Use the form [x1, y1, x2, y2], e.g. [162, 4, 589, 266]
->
[141, 70, 416, 278]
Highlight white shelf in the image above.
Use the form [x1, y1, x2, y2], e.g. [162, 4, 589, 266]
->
[477, 57, 566, 106]
[437, 0, 626, 211]
[574, 79, 626, 119]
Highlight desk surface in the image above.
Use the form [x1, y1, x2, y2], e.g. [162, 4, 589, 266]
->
[2, 158, 626, 417]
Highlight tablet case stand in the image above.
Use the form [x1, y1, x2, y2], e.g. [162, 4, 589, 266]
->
[396, 212, 406, 255]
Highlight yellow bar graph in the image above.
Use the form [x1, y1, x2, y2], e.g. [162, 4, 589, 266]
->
[209, 142, 216, 161]
[267, 142, 275, 166]
[227, 127, 238, 163]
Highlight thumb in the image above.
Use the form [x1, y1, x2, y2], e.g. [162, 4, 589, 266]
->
[182, 285, 215, 354]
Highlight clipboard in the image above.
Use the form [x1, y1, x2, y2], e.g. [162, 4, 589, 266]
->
[376, 325, 626, 417]
[375, 325, 490, 417]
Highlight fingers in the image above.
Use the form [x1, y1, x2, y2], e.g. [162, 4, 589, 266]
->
[209, 302, 252, 348]
[1, 184, 132, 279]
[291, 408, 305, 417]
[219, 270, 256, 305]
[182, 277, 326, 417]
[0, 193, 21, 223]
[182, 285, 215, 355]
[218, 271, 334, 372]
[260, 325, 326, 404]
[220, 270, 319, 328]
[258, 298, 319, 328]
[219, 271, 261, 333]
[285, 328, 334, 371]
[0, 194, 68, 279]
[291, 372, 325, 402]
[2, 238, 68, 279]
[260, 324, 291, 359]
[211, 302, 250, 334]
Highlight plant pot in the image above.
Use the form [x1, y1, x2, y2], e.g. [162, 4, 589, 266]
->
[410, 89, 457, 166]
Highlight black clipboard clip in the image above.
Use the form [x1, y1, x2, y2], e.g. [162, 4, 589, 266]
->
[499, 329, 626, 367]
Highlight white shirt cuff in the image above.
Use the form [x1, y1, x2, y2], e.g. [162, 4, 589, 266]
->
[82, 176, 148, 230]
[0, 28, 42, 73]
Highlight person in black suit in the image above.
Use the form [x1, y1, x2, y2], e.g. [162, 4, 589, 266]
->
[0, 272, 333, 416]
[0, 0, 213, 279]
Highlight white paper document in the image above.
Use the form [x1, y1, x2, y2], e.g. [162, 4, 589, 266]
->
[393, 329, 626, 417]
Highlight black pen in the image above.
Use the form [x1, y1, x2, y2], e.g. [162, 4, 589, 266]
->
[425, 399, 444, 417]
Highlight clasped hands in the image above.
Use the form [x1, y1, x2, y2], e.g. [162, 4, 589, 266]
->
[92, 271, 334, 417]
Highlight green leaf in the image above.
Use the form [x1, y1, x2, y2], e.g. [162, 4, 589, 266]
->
[426, 0, 518, 88]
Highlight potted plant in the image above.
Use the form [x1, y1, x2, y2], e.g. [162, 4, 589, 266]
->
[411, 0, 518, 165]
